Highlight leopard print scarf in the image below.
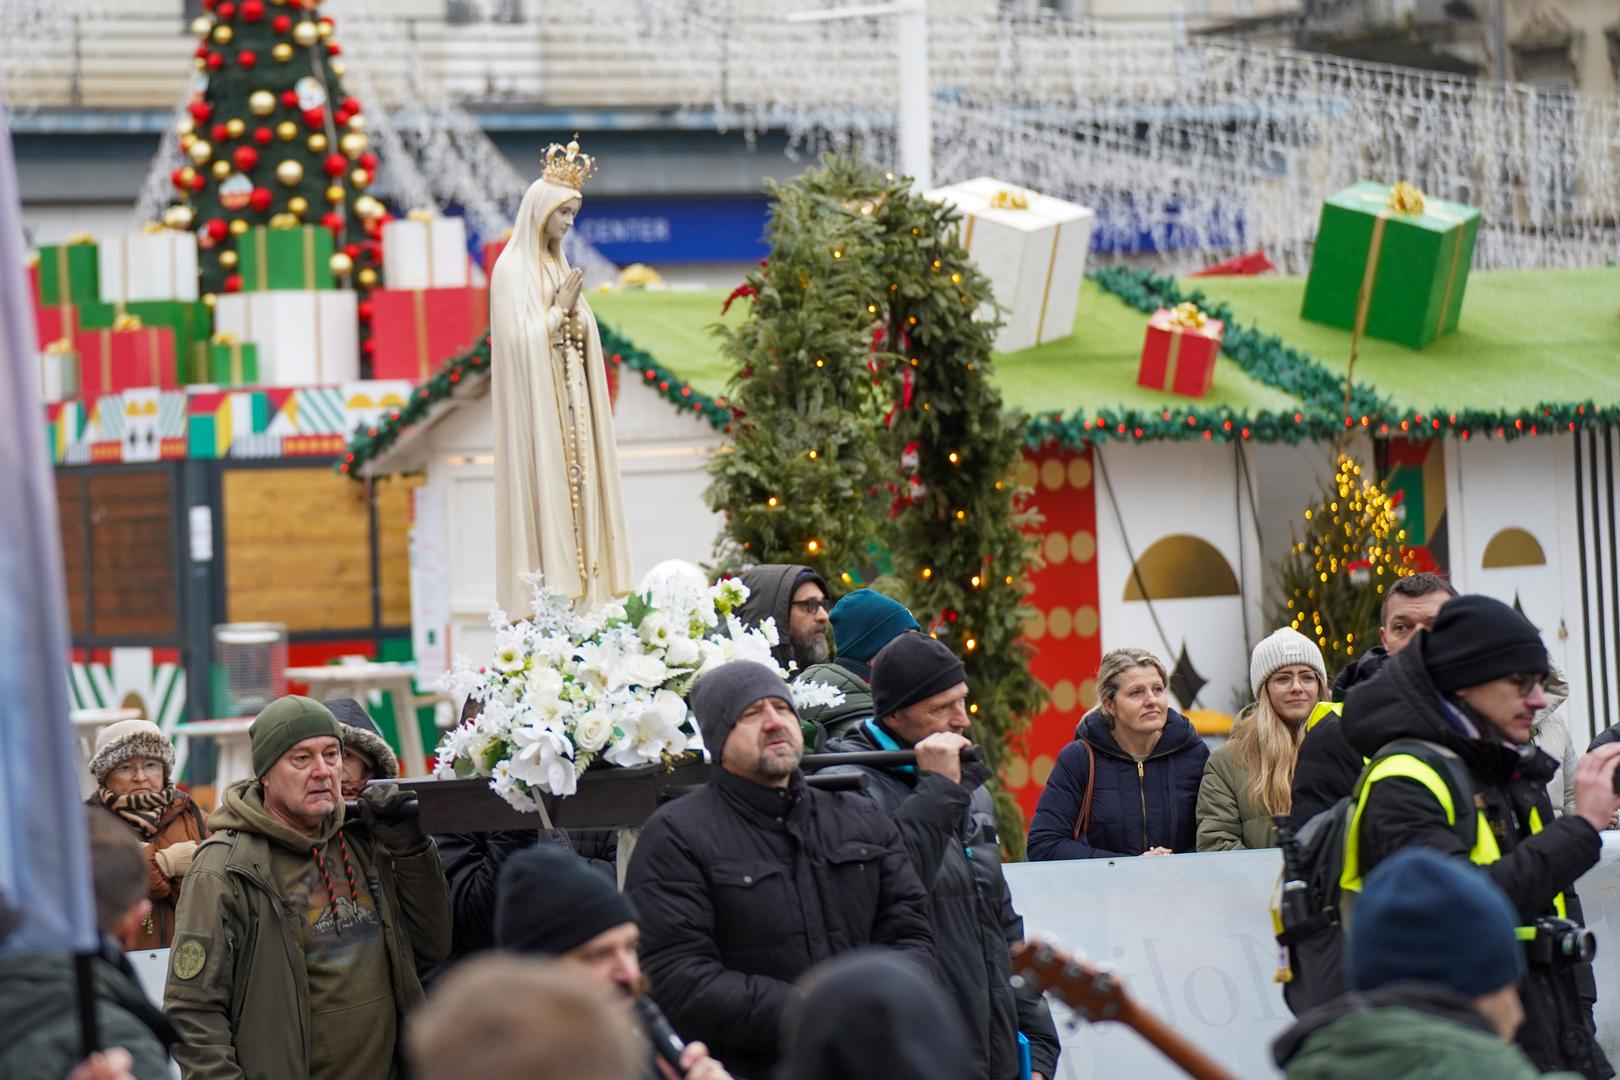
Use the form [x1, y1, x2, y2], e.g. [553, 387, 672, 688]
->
[97, 785, 177, 838]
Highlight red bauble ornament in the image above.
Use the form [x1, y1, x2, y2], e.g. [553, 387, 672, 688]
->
[205, 218, 229, 242]
[357, 300, 374, 322]
[210, 123, 230, 143]
[224, 273, 243, 293]
[321, 212, 344, 231]
[303, 107, 325, 129]
[205, 51, 224, 71]
[188, 101, 213, 123]
[344, 243, 361, 259]
[216, 2, 236, 20]
[170, 167, 189, 190]
[238, 50, 257, 69]
[358, 151, 377, 172]
[341, 97, 360, 116]
[272, 14, 291, 33]
[195, 43, 209, 59]
[253, 126, 273, 146]
[327, 42, 341, 56]
[189, 172, 207, 193]
[323, 153, 347, 178]
[202, 0, 217, 9]
[280, 89, 299, 108]
[362, 338, 376, 356]
[232, 146, 260, 172]
[241, 0, 265, 22]
[249, 187, 273, 212]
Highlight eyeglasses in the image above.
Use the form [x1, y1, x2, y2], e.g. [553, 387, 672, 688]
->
[1267, 671, 1321, 690]
[1508, 672, 1546, 695]
[109, 760, 164, 779]
[790, 598, 830, 615]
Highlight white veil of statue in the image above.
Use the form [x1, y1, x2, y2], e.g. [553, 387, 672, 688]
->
[489, 142, 633, 615]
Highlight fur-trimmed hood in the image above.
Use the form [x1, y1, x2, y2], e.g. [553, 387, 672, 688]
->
[325, 697, 400, 779]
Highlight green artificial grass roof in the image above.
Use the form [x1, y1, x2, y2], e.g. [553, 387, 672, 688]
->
[590, 279, 1303, 416]
[1184, 268, 1620, 414]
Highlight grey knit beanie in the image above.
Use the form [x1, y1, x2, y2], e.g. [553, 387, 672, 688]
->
[88, 719, 175, 785]
[1249, 627, 1328, 699]
[689, 660, 798, 763]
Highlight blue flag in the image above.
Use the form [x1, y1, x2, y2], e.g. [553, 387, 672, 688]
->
[0, 89, 98, 956]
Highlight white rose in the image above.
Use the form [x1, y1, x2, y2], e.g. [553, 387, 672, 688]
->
[574, 709, 614, 753]
[664, 635, 701, 668]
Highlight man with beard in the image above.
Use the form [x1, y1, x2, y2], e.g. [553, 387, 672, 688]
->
[626, 661, 933, 1079]
[493, 844, 731, 1080]
[734, 564, 831, 673]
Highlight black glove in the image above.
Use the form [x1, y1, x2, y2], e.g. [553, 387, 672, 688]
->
[358, 783, 429, 854]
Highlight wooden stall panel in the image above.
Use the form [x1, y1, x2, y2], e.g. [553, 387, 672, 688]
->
[223, 467, 372, 632]
[377, 475, 424, 629]
[86, 471, 177, 640]
[56, 473, 89, 637]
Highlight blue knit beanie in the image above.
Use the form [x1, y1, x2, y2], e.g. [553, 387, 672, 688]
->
[1348, 847, 1523, 997]
[830, 590, 919, 663]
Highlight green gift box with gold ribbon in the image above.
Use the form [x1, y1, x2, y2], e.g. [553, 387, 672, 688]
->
[81, 299, 211, 384]
[206, 336, 259, 385]
[1300, 180, 1481, 350]
[237, 224, 335, 291]
[37, 235, 100, 306]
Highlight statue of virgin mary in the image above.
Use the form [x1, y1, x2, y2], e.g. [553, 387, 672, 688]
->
[490, 139, 633, 614]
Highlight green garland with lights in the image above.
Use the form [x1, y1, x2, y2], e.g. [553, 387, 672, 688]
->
[339, 321, 727, 477]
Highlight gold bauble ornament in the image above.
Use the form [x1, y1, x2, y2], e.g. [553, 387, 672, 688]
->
[163, 205, 194, 229]
[325, 183, 346, 204]
[178, 165, 198, 188]
[276, 159, 304, 185]
[288, 195, 310, 215]
[339, 131, 368, 159]
[229, 219, 250, 236]
[272, 42, 293, 62]
[275, 120, 297, 141]
[346, 114, 365, 132]
[318, 19, 333, 39]
[212, 23, 234, 44]
[330, 60, 346, 77]
[248, 90, 276, 117]
[190, 15, 213, 37]
[188, 139, 213, 165]
[175, 116, 195, 137]
[179, 132, 196, 152]
[357, 267, 378, 288]
[353, 194, 385, 220]
[306, 132, 328, 154]
[329, 252, 353, 277]
[219, 249, 239, 269]
[349, 168, 370, 188]
[202, 293, 218, 309]
[225, 118, 246, 138]
[211, 160, 232, 179]
[194, 58, 208, 72]
[292, 21, 318, 46]
[269, 212, 299, 229]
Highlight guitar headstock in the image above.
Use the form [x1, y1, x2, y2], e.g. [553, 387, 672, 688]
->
[1011, 939, 1128, 1023]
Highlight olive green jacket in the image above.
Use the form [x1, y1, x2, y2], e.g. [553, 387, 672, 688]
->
[163, 780, 451, 1080]
[1195, 742, 1278, 851]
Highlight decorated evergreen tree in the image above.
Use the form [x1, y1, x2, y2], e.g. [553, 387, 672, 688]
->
[166, 0, 383, 340]
[1270, 453, 1415, 681]
[705, 158, 893, 582]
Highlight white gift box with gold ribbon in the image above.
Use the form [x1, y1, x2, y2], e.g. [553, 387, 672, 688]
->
[381, 214, 472, 290]
[925, 177, 1095, 353]
[97, 228, 200, 304]
[214, 289, 359, 387]
[37, 339, 80, 403]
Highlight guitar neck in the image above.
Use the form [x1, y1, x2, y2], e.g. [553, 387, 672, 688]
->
[1112, 997, 1239, 1080]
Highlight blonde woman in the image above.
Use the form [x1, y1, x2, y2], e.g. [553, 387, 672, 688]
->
[1027, 647, 1210, 860]
[1196, 628, 1327, 851]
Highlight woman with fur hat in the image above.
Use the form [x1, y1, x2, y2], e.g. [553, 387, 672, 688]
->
[1196, 628, 1327, 851]
[86, 718, 205, 949]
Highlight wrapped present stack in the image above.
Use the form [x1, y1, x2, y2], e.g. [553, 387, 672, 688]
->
[924, 177, 1096, 353]
[370, 211, 488, 383]
[213, 221, 359, 387]
[1137, 301, 1225, 398]
[1300, 180, 1481, 349]
[31, 234, 98, 359]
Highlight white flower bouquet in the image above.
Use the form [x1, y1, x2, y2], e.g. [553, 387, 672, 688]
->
[435, 574, 786, 812]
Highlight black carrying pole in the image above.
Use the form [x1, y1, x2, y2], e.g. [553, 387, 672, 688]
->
[801, 746, 984, 770]
[75, 950, 100, 1059]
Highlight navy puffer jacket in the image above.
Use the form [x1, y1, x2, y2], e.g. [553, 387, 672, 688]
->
[1026, 708, 1209, 860]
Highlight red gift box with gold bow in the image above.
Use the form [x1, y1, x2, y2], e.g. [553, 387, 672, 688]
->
[74, 319, 178, 398]
[1136, 303, 1225, 399]
[370, 287, 490, 383]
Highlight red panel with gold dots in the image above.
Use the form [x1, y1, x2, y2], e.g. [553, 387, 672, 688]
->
[1008, 446, 1102, 821]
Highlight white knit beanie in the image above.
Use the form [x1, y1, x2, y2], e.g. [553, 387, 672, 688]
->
[1250, 627, 1328, 699]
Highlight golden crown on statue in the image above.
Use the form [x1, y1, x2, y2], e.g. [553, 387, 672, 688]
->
[541, 136, 597, 190]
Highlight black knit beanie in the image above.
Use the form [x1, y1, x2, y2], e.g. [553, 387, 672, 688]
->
[870, 633, 967, 720]
[495, 844, 638, 956]
[689, 660, 798, 763]
[1423, 594, 1549, 693]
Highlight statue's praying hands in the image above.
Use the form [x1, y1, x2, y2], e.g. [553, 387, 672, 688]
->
[557, 266, 583, 315]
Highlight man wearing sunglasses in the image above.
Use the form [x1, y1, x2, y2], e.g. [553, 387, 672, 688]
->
[734, 564, 833, 673]
[1339, 594, 1620, 1080]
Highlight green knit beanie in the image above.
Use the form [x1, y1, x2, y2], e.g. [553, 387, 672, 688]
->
[250, 695, 342, 778]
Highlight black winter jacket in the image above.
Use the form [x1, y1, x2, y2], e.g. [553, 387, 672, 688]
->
[625, 768, 933, 1080]
[1026, 708, 1209, 860]
[821, 720, 1060, 1080]
[1289, 647, 1388, 828]
[1339, 638, 1610, 1079]
[736, 564, 824, 672]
